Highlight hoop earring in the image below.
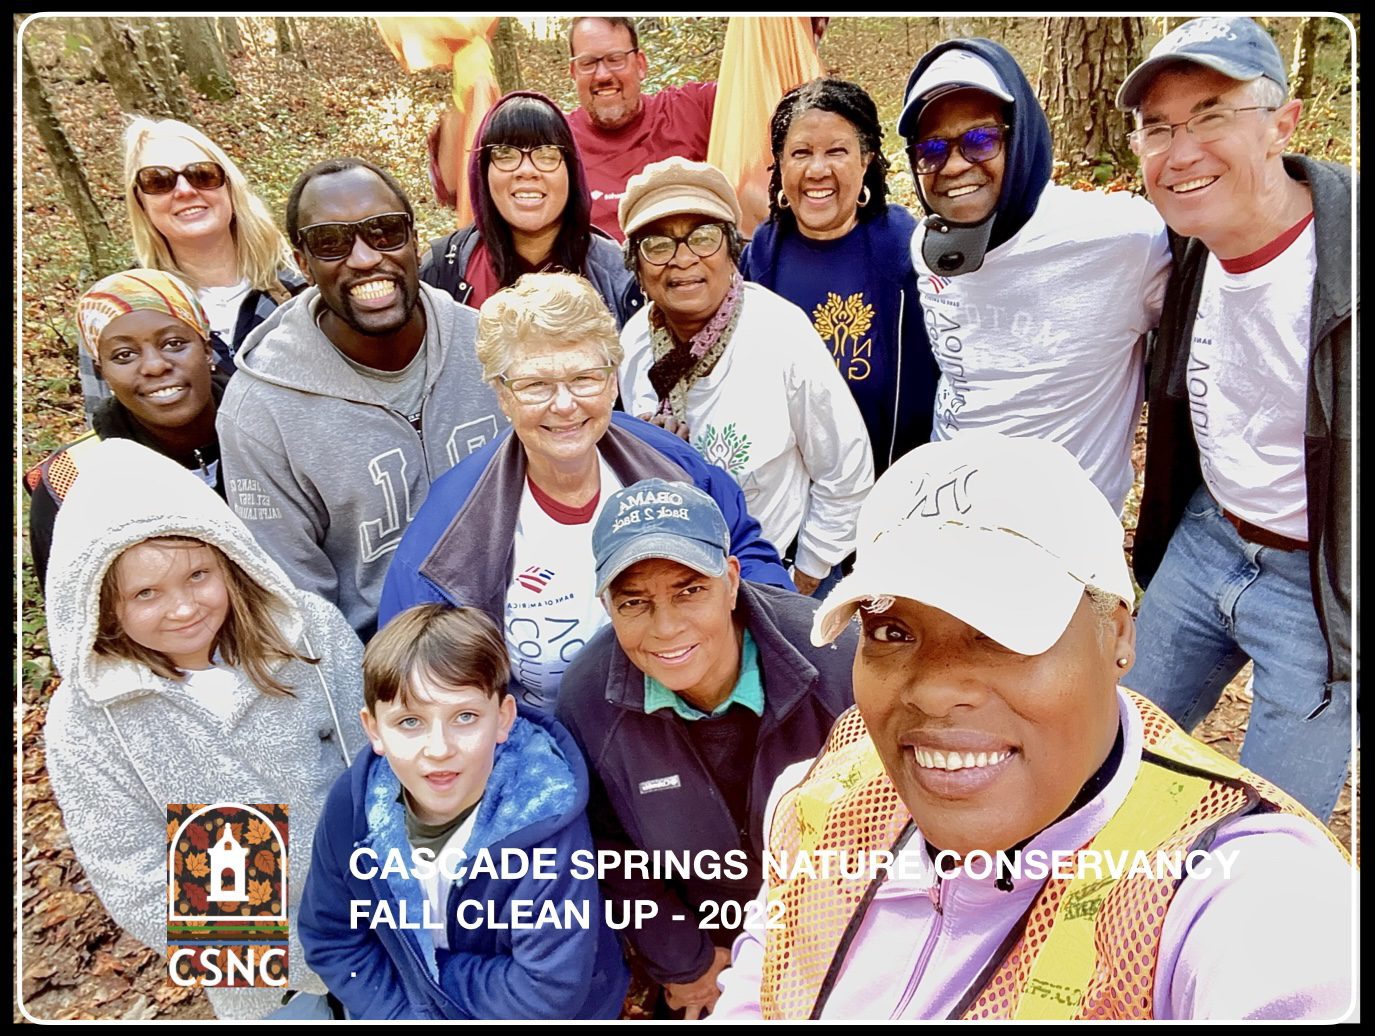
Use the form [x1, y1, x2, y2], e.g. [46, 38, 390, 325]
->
[776, 190, 790, 210]
[857, 185, 871, 208]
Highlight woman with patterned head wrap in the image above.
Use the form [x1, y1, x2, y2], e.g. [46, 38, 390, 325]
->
[25, 269, 228, 588]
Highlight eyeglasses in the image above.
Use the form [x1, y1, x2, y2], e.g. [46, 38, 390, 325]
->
[1128, 106, 1277, 157]
[908, 124, 1008, 175]
[571, 48, 638, 75]
[498, 365, 615, 405]
[134, 161, 227, 195]
[486, 144, 566, 172]
[636, 223, 726, 267]
[296, 212, 413, 262]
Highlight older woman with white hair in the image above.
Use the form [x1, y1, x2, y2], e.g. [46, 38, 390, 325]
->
[618, 157, 875, 597]
[79, 118, 304, 421]
[380, 271, 790, 711]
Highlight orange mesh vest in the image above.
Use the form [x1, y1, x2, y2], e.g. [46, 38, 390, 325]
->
[25, 430, 102, 502]
[759, 691, 1345, 1020]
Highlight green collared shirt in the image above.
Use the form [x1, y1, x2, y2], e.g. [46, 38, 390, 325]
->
[643, 629, 764, 720]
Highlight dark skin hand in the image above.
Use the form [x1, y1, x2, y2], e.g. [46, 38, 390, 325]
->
[639, 411, 692, 442]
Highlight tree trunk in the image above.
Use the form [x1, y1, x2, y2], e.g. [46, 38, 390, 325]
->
[1290, 17, 1317, 99]
[275, 16, 308, 67]
[134, 18, 195, 120]
[1039, 17, 1144, 182]
[20, 45, 124, 277]
[493, 17, 523, 92]
[218, 16, 244, 56]
[178, 17, 236, 100]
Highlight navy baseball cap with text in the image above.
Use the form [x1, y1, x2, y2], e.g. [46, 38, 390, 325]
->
[593, 478, 730, 596]
[1117, 16, 1287, 110]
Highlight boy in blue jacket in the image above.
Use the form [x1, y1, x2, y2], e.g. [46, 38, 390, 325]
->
[299, 603, 628, 1019]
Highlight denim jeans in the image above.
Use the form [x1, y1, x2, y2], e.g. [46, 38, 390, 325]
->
[1125, 486, 1352, 821]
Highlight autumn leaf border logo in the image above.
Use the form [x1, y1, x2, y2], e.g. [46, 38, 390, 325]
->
[165, 803, 289, 988]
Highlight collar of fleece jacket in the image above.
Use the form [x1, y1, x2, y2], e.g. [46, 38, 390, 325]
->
[902, 38, 1054, 250]
[361, 712, 579, 978]
[43, 438, 303, 703]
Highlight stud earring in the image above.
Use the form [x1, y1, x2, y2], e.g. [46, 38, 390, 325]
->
[1115, 657, 1131, 669]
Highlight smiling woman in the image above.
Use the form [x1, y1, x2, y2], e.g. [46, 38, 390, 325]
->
[419, 91, 640, 325]
[24, 269, 230, 591]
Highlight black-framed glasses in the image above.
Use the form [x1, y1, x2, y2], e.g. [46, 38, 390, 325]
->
[636, 223, 727, 267]
[571, 48, 638, 75]
[909, 124, 1008, 175]
[1128, 106, 1277, 157]
[497, 365, 615, 405]
[486, 144, 566, 173]
[297, 212, 413, 262]
[135, 161, 227, 195]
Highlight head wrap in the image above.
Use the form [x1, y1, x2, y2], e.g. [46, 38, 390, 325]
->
[76, 269, 210, 359]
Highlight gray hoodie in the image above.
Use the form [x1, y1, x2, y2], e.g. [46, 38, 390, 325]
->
[217, 282, 505, 639]
[41, 439, 367, 1018]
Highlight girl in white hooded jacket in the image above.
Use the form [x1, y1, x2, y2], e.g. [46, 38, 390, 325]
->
[40, 439, 367, 1019]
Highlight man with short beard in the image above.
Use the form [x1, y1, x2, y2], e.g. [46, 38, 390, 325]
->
[565, 17, 716, 240]
[217, 157, 503, 640]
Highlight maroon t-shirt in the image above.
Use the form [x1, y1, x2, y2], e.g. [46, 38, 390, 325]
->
[568, 81, 718, 240]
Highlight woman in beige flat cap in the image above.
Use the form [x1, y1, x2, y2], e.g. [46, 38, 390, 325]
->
[617, 156, 874, 597]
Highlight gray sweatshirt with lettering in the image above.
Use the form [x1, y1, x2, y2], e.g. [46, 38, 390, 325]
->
[217, 283, 504, 640]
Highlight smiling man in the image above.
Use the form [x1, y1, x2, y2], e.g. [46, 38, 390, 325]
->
[1118, 17, 1354, 822]
[713, 432, 1352, 1020]
[216, 157, 503, 639]
[899, 40, 1170, 514]
[565, 17, 717, 240]
[556, 477, 854, 1018]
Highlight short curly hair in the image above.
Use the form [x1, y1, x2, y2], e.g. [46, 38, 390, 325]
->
[474, 271, 623, 382]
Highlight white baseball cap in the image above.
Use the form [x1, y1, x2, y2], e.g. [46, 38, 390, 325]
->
[812, 431, 1134, 654]
[898, 49, 1015, 138]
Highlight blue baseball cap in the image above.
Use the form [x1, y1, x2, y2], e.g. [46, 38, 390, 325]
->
[593, 478, 730, 596]
[1117, 16, 1287, 111]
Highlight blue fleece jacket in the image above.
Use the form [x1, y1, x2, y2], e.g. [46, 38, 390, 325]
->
[298, 708, 628, 1019]
[900, 38, 1054, 250]
[742, 204, 938, 472]
[378, 411, 792, 640]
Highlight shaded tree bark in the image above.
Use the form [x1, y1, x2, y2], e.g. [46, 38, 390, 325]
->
[1039, 17, 1144, 181]
[21, 44, 123, 276]
[177, 17, 236, 100]
[218, 16, 244, 56]
[493, 17, 523, 92]
[1290, 17, 1317, 99]
[275, 16, 308, 67]
[86, 17, 194, 121]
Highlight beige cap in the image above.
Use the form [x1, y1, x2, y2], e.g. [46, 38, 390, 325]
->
[618, 156, 743, 238]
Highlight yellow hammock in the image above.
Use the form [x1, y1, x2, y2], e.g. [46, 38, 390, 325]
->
[374, 17, 500, 226]
[707, 17, 824, 236]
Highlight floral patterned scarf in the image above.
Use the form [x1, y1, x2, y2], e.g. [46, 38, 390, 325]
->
[646, 272, 745, 425]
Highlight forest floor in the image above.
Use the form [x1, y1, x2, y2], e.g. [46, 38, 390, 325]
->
[16, 16, 1356, 1021]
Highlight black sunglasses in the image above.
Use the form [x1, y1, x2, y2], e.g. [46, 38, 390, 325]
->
[135, 161, 228, 195]
[297, 212, 414, 261]
[909, 124, 1009, 175]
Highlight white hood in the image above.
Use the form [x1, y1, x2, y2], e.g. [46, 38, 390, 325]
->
[45, 439, 304, 704]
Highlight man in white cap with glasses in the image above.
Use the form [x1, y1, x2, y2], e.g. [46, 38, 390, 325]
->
[712, 431, 1352, 1020]
[1118, 17, 1354, 823]
[897, 39, 1170, 514]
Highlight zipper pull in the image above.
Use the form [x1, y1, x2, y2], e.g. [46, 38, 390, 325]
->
[193, 447, 209, 480]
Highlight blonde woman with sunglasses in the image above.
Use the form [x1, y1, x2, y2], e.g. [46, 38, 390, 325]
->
[78, 118, 305, 422]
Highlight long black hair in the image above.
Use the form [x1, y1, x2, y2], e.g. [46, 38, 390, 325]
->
[766, 77, 890, 230]
[471, 92, 593, 288]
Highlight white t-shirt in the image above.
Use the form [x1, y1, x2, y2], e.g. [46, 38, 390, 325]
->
[912, 183, 1170, 514]
[1188, 221, 1315, 540]
[504, 458, 621, 711]
[198, 278, 251, 346]
[180, 664, 248, 723]
[417, 803, 481, 952]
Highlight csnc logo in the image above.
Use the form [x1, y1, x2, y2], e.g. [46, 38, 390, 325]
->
[166, 803, 289, 988]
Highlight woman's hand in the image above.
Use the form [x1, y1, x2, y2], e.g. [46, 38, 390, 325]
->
[663, 945, 732, 1019]
[792, 567, 827, 598]
[639, 411, 692, 442]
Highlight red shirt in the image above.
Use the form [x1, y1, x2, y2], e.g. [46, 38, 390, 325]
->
[568, 81, 718, 240]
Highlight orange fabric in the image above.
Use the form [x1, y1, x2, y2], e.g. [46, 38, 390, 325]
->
[706, 18, 823, 236]
[374, 17, 501, 225]
[760, 693, 1342, 1020]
